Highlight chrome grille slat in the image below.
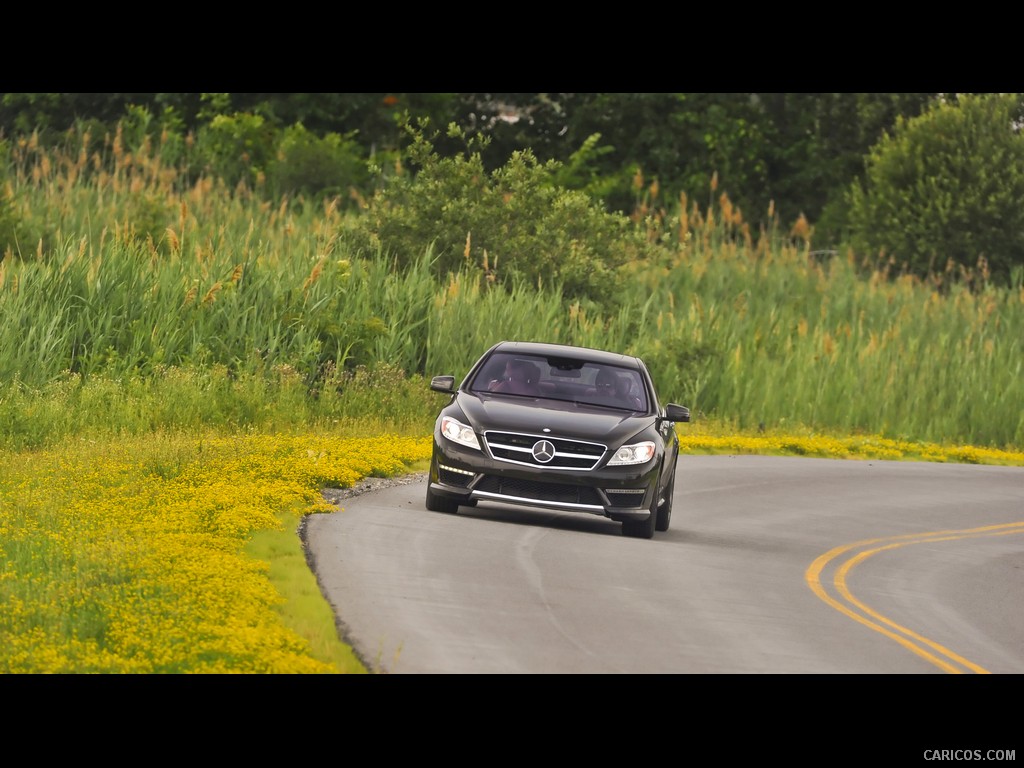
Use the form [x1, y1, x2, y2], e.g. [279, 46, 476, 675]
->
[483, 430, 607, 471]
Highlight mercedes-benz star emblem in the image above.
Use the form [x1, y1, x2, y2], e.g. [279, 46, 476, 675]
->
[532, 440, 556, 463]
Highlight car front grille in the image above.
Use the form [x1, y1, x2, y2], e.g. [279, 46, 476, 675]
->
[483, 431, 606, 470]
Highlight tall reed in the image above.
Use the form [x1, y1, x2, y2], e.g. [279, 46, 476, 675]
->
[1, 125, 1021, 450]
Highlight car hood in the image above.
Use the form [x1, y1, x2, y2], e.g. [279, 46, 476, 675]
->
[454, 392, 653, 443]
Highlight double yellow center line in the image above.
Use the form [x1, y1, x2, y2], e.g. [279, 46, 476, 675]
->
[806, 522, 1024, 674]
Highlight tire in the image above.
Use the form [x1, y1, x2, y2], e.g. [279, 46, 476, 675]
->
[622, 495, 657, 539]
[655, 468, 675, 532]
[425, 484, 460, 514]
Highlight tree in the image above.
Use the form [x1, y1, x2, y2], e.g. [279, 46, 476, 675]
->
[754, 93, 939, 243]
[845, 93, 1024, 285]
[456, 93, 945, 237]
[464, 93, 772, 220]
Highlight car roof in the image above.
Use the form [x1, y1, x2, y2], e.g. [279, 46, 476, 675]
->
[489, 340, 643, 369]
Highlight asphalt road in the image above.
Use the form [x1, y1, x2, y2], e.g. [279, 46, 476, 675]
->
[302, 455, 1024, 675]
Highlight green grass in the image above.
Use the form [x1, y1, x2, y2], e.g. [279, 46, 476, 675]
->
[3, 420, 1018, 675]
[0, 429, 431, 673]
[246, 510, 367, 674]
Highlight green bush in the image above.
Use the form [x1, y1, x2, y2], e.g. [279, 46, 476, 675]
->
[193, 112, 277, 192]
[118, 104, 192, 172]
[266, 123, 369, 205]
[845, 93, 1024, 285]
[339, 120, 657, 310]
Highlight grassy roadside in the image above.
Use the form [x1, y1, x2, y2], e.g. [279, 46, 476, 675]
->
[677, 424, 1024, 466]
[246, 509, 369, 674]
[0, 426, 1019, 674]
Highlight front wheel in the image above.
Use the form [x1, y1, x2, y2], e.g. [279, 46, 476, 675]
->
[622, 494, 657, 539]
[655, 469, 675, 532]
[425, 484, 460, 514]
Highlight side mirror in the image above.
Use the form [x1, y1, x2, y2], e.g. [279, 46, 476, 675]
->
[664, 403, 690, 423]
[430, 375, 456, 393]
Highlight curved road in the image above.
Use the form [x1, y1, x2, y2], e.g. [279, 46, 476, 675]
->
[302, 455, 1024, 675]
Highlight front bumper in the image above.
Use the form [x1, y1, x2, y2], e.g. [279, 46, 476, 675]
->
[429, 436, 659, 523]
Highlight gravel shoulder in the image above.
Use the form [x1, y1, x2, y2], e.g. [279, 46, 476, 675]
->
[318, 471, 429, 507]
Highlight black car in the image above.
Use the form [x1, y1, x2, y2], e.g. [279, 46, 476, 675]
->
[426, 340, 690, 539]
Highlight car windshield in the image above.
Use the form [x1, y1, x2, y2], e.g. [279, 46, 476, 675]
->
[469, 352, 648, 411]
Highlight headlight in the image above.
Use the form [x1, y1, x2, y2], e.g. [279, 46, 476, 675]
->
[440, 416, 481, 450]
[607, 441, 656, 465]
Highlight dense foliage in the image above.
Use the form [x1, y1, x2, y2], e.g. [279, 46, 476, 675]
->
[0, 118, 1021, 451]
[338, 121, 653, 308]
[846, 93, 1024, 285]
[7, 91, 1024, 284]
